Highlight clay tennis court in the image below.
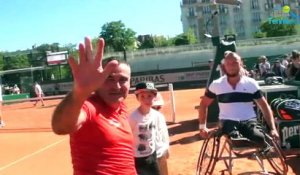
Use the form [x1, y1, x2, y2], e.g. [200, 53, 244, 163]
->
[0, 88, 299, 175]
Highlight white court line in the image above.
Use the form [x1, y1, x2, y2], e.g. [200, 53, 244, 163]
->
[0, 138, 66, 171]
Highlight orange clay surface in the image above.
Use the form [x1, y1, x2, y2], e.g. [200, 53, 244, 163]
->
[0, 88, 299, 175]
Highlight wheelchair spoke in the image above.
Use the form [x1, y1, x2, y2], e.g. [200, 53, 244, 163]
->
[196, 136, 219, 175]
[264, 136, 288, 175]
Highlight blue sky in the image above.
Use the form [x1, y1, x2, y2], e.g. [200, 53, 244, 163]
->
[0, 0, 183, 51]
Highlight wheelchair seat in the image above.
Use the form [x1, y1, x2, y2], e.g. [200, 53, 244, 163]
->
[228, 136, 256, 149]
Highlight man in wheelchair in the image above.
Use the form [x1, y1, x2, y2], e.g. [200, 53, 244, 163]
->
[198, 51, 279, 149]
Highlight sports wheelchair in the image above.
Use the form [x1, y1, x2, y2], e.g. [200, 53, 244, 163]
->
[196, 125, 288, 175]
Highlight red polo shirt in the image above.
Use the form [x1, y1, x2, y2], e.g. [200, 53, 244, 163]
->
[70, 95, 136, 175]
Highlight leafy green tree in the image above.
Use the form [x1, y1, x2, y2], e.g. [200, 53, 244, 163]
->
[137, 35, 173, 49]
[253, 31, 266, 38]
[0, 52, 4, 70]
[3, 54, 30, 70]
[174, 29, 198, 46]
[99, 21, 136, 52]
[62, 43, 78, 61]
[260, 20, 297, 37]
[28, 43, 62, 67]
[36, 43, 60, 53]
[137, 35, 155, 49]
[153, 35, 173, 47]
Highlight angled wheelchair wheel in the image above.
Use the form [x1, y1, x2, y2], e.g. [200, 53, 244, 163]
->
[264, 134, 288, 175]
[196, 136, 220, 175]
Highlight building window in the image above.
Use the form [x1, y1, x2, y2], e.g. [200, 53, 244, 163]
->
[234, 15, 243, 24]
[188, 0, 197, 4]
[233, 6, 241, 13]
[235, 24, 245, 37]
[219, 15, 227, 25]
[252, 12, 261, 23]
[251, 0, 259, 9]
[202, 6, 211, 14]
[266, 0, 273, 9]
[188, 7, 195, 16]
[219, 5, 228, 14]
[282, 0, 288, 5]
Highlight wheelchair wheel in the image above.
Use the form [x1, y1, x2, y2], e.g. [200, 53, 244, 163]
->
[196, 136, 219, 175]
[264, 134, 288, 175]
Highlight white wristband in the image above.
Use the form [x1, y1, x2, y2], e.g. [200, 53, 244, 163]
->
[199, 124, 206, 130]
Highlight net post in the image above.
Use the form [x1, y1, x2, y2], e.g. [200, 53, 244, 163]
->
[168, 83, 176, 123]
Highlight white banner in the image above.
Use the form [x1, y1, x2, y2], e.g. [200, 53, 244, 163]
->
[130, 70, 210, 86]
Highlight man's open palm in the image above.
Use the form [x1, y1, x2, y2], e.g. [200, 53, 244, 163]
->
[68, 37, 118, 98]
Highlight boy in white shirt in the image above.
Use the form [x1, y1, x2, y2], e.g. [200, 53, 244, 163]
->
[129, 82, 169, 175]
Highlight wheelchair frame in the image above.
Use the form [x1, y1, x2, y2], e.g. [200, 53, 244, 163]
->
[196, 129, 288, 175]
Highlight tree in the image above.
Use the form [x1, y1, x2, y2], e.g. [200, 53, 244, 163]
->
[260, 20, 297, 37]
[137, 35, 174, 49]
[253, 31, 266, 38]
[99, 21, 136, 52]
[174, 29, 198, 46]
[153, 35, 173, 47]
[0, 52, 4, 70]
[3, 54, 30, 70]
[62, 43, 78, 61]
[137, 35, 155, 49]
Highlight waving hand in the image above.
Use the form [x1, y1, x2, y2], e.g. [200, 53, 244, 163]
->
[68, 37, 118, 99]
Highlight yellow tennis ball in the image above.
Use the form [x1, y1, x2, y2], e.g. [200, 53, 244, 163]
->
[282, 5, 290, 13]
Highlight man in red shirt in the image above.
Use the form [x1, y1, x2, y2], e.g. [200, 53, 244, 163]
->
[51, 37, 137, 175]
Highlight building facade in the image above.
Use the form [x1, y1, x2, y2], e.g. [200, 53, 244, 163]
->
[180, 0, 300, 42]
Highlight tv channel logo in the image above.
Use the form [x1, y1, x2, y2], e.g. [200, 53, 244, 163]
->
[268, 5, 300, 25]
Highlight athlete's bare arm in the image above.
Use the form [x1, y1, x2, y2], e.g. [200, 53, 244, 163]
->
[255, 96, 279, 139]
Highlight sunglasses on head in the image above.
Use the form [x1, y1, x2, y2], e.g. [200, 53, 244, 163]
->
[152, 106, 162, 111]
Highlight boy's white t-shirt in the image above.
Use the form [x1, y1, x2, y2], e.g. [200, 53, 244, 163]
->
[129, 108, 169, 158]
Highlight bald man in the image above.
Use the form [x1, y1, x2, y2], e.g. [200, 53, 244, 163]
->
[198, 51, 278, 148]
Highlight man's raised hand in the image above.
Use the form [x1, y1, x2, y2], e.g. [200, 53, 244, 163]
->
[68, 37, 118, 99]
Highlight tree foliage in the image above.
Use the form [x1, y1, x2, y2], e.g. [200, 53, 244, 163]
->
[260, 20, 297, 37]
[99, 21, 136, 52]
[174, 29, 197, 46]
[153, 35, 173, 47]
[137, 35, 155, 49]
[3, 54, 30, 70]
[0, 52, 4, 70]
[253, 31, 266, 38]
[137, 35, 174, 49]
[62, 43, 78, 61]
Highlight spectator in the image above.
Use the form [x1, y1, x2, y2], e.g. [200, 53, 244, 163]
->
[33, 81, 45, 106]
[287, 50, 300, 80]
[271, 59, 286, 77]
[129, 82, 169, 175]
[281, 54, 289, 68]
[13, 84, 21, 94]
[208, 59, 214, 70]
[258, 55, 271, 78]
[252, 57, 261, 79]
[51, 37, 137, 175]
